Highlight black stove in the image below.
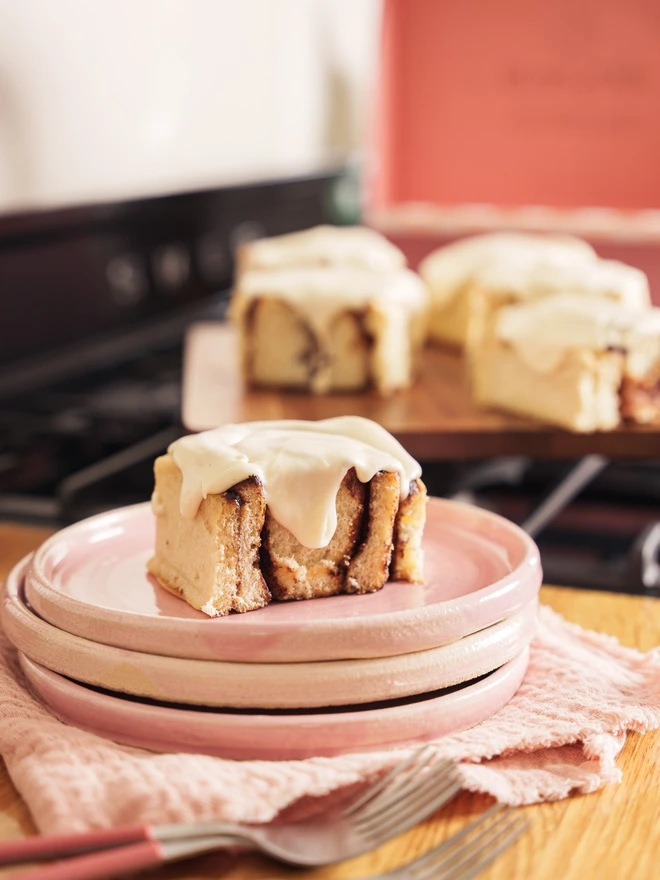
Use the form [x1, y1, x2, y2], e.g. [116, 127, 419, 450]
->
[0, 324, 187, 524]
[437, 457, 660, 598]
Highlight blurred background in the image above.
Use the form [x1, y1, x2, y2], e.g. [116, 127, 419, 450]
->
[1, 0, 660, 595]
[0, 0, 378, 214]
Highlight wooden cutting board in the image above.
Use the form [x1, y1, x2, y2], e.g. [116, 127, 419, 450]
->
[182, 323, 660, 460]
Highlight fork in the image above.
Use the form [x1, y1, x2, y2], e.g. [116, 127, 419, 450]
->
[359, 804, 529, 880]
[5, 746, 463, 879]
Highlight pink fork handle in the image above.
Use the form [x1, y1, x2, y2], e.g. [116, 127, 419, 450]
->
[15, 839, 165, 880]
[0, 824, 151, 866]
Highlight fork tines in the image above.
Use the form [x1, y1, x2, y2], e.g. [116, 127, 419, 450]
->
[344, 746, 463, 847]
[407, 803, 529, 880]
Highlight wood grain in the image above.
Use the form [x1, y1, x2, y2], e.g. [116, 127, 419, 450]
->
[182, 323, 660, 460]
[1, 524, 659, 879]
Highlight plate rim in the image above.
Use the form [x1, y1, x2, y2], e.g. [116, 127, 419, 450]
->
[4, 556, 539, 708]
[18, 647, 531, 758]
[25, 497, 542, 663]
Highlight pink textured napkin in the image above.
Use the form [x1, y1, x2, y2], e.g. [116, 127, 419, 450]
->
[1, 605, 659, 834]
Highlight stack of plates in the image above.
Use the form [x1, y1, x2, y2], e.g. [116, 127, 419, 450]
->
[1, 498, 541, 760]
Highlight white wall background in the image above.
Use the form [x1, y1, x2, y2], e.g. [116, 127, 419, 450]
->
[0, 0, 381, 213]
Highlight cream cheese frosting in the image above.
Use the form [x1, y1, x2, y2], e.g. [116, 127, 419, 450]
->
[475, 254, 650, 310]
[240, 225, 406, 272]
[233, 266, 428, 336]
[165, 417, 422, 549]
[496, 294, 660, 376]
[419, 232, 596, 309]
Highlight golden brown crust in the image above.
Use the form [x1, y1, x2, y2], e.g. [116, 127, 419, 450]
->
[391, 478, 428, 583]
[148, 457, 270, 616]
[231, 478, 272, 612]
[150, 458, 427, 615]
[345, 471, 400, 594]
[620, 367, 660, 424]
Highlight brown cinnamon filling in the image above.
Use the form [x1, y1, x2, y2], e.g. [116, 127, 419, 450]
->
[620, 367, 660, 423]
[347, 307, 376, 389]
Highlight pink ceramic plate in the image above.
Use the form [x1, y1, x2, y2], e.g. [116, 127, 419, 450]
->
[26, 498, 542, 663]
[3, 557, 538, 708]
[19, 648, 530, 759]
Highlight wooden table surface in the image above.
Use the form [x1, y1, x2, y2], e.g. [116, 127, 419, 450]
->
[1, 522, 659, 880]
[182, 323, 660, 461]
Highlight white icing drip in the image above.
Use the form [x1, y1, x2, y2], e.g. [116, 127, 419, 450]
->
[476, 255, 650, 310]
[168, 417, 422, 549]
[419, 232, 596, 308]
[240, 225, 406, 272]
[496, 294, 660, 376]
[234, 267, 428, 336]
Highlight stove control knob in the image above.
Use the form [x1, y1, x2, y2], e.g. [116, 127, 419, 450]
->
[106, 253, 148, 306]
[152, 242, 190, 294]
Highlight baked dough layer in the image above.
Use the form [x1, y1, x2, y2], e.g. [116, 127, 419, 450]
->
[149, 457, 427, 617]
